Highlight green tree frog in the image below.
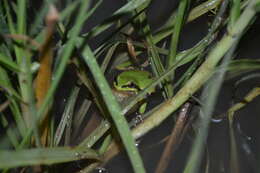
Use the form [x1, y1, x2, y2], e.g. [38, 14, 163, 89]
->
[113, 70, 155, 114]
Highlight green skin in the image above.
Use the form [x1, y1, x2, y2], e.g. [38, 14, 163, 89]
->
[115, 60, 134, 70]
[114, 70, 154, 114]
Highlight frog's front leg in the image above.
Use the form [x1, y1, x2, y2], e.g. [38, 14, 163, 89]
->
[138, 102, 147, 114]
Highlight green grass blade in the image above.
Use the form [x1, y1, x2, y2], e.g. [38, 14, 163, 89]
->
[230, 0, 241, 26]
[20, 53, 41, 146]
[167, 0, 189, 69]
[165, 0, 189, 97]
[17, 0, 26, 34]
[3, 0, 16, 35]
[0, 52, 20, 72]
[0, 114, 19, 149]
[225, 59, 260, 79]
[79, 120, 110, 148]
[228, 59, 260, 71]
[0, 7, 9, 34]
[72, 99, 91, 138]
[82, 45, 146, 173]
[0, 67, 26, 137]
[0, 67, 20, 99]
[115, 0, 150, 14]
[0, 147, 99, 168]
[187, 0, 222, 23]
[54, 86, 79, 146]
[101, 42, 120, 72]
[59, 0, 82, 22]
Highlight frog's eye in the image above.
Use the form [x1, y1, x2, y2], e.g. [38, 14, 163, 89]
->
[114, 77, 122, 86]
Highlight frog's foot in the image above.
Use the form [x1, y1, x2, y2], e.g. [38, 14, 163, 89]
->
[132, 114, 144, 127]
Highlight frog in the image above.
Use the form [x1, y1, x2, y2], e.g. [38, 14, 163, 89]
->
[113, 70, 155, 114]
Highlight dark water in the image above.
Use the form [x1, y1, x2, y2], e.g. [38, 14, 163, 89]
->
[84, 1, 260, 173]
[14, 0, 259, 172]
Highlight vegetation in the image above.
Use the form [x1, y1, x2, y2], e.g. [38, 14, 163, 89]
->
[0, 0, 260, 172]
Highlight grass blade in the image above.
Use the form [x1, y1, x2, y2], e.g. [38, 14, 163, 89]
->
[0, 114, 19, 149]
[17, 0, 26, 35]
[0, 147, 99, 168]
[54, 86, 79, 146]
[0, 52, 20, 72]
[82, 45, 146, 173]
[167, 0, 189, 69]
